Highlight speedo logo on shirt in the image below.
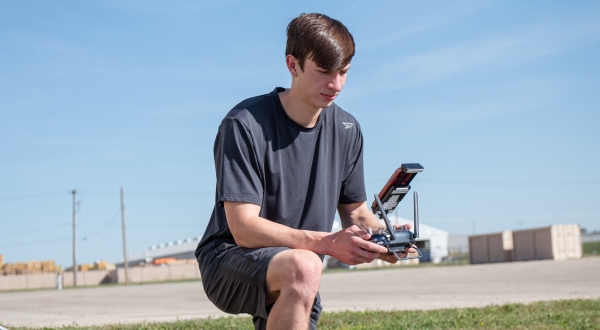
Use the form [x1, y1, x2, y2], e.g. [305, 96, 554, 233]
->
[342, 122, 354, 129]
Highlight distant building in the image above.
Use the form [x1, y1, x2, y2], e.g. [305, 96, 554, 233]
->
[582, 232, 600, 243]
[448, 233, 469, 254]
[388, 215, 449, 263]
[121, 236, 201, 267]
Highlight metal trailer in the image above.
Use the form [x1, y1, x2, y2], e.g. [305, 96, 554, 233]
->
[468, 231, 513, 264]
[512, 224, 582, 261]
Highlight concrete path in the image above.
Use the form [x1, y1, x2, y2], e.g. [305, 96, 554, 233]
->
[1, 257, 599, 328]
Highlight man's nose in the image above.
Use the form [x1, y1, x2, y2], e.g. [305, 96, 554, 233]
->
[328, 74, 344, 92]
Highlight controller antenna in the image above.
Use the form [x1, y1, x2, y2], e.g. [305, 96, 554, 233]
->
[413, 191, 419, 239]
[374, 194, 397, 241]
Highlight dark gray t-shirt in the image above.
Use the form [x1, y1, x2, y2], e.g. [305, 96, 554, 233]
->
[196, 87, 366, 255]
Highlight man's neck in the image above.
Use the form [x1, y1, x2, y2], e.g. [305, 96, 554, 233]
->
[278, 89, 322, 128]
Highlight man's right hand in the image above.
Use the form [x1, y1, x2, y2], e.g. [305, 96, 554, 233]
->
[323, 225, 389, 265]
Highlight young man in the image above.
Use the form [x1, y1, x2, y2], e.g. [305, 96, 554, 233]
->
[196, 13, 414, 330]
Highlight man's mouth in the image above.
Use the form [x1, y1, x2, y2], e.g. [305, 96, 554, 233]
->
[321, 93, 337, 101]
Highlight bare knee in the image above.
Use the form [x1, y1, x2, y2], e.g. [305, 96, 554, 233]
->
[267, 250, 322, 303]
[281, 251, 322, 305]
[287, 250, 322, 285]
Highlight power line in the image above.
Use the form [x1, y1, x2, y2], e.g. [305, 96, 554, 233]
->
[367, 178, 600, 186]
[1, 182, 598, 201]
[0, 192, 68, 201]
[418, 179, 600, 186]
[77, 210, 121, 235]
[126, 191, 213, 196]
[0, 237, 72, 248]
[0, 191, 213, 200]
[0, 218, 196, 239]
[127, 223, 201, 227]
[422, 212, 600, 223]
[80, 191, 213, 196]
[0, 224, 70, 237]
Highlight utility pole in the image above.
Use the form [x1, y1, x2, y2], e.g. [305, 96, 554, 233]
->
[472, 219, 476, 235]
[72, 189, 77, 287]
[120, 187, 129, 285]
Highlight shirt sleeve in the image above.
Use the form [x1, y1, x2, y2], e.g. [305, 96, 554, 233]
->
[214, 117, 264, 207]
[338, 122, 367, 204]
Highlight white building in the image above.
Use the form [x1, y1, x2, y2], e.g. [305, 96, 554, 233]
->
[122, 236, 201, 266]
[387, 215, 449, 263]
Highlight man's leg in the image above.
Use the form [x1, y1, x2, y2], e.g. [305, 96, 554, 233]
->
[200, 245, 288, 323]
[264, 249, 323, 330]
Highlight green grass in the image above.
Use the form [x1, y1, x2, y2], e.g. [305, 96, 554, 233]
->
[6, 299, 599, 330]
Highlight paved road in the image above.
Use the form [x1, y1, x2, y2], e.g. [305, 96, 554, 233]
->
[1, 257, 599, 327]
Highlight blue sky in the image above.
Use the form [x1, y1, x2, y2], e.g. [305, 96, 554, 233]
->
[1, 0, 599, 267]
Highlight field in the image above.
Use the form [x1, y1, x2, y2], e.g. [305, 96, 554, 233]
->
[583, 241, 599, 256]
[7, 299, 599, 330]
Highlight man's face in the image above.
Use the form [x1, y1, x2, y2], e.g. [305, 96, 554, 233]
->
[294, 57, 350, 110]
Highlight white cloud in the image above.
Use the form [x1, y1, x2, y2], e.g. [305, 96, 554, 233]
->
[335, 0, 370, 19]
[352, 13, 600, 97]
[427, 77, 562, 122]
[362, 1, 492, 49]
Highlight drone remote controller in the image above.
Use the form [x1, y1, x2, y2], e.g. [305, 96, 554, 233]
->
[369, 163, 424, 260]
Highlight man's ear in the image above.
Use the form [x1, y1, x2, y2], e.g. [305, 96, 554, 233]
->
[286, 54, 300, 77]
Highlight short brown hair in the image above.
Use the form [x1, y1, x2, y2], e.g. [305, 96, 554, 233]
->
[286, 13, 355, 72]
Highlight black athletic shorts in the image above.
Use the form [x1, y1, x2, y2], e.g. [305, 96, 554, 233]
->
[198, 242, 322, 330]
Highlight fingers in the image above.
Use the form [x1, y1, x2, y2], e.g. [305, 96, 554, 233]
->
[352, 247, 418, 265]
[376, 247, 419, 262]
[345, 248, 379, 265]
[394, 223, 411, 231]
[358, 240, 388, 254]
[336, 225, 403, 263]
[346, 226, 387, 253]
[347, 225, 371, 240]
[356, 252, 378, 264]
[379, 254, 399, 264]
[356, 242, 385, 259]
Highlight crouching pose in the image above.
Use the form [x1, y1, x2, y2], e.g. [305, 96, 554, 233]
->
[196, 13, 414, 330]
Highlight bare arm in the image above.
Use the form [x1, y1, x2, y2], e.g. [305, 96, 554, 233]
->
[337, 201, 385, 231]
[224, 201, 328, 252]
[224, 201, 388, 265]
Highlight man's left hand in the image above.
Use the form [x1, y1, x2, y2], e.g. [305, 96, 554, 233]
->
[376, 223, 418, 263]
